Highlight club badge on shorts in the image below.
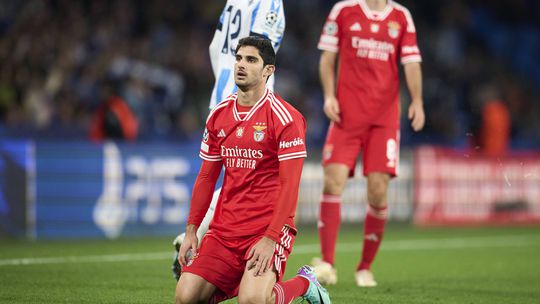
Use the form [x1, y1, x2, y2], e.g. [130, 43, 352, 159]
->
[323, 144, 334, 161]
[253, 123, 267, 142]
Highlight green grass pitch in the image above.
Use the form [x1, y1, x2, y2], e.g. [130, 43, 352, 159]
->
[1, 225, 539, 303]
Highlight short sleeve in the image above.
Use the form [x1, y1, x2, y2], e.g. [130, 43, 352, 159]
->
[399, 9, 422, 64]
[250, 0, 286, 51]
[318, 3, 343, 53]
[276, 113, 307, 162]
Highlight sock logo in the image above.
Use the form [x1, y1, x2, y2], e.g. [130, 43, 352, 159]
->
[365, 233, 379, 242]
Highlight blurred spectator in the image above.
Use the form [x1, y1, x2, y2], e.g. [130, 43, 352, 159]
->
[470, 84, 511, 157]
[481, 99, 510, 156]
[89, 80, 138, 142]
[0, 0, 538, 149]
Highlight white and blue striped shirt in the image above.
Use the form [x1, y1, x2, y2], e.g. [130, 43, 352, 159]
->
[208, 0, 285, 109]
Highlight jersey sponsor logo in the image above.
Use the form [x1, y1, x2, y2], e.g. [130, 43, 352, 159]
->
[324, 21, 338, 36]
[279, 137, 304, 149]
[253, 123, 267, 142]
[402, 45, 420, 54]
[349, 22, 362, 31]
[387, 21, 400, 39]
[220, 145, 263, 159]
[218, 129, 226, 138]
[370, 23, 379, 33]
[236, 126, 244, 138]
[351, 37, 395, 61]
[221, 145, 263, 169]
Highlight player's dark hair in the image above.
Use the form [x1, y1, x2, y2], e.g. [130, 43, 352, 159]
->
[235, 36, 276, 66]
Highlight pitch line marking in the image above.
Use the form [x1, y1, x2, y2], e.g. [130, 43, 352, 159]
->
[1, 234, 539, 266]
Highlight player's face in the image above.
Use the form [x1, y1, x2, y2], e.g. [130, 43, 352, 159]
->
[234, 46, 274, 90]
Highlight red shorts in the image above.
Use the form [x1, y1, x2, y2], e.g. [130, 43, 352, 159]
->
[183, 226, 296, 299]
[322, 122, 399, 177]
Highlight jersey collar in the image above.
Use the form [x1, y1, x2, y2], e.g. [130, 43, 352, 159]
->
[233, 88, 270, 121]
[357, 0, 393, 21]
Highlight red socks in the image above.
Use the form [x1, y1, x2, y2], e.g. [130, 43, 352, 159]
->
[318, 194, 387, 271]
[318, 194, 341, 265]
[273, 276, 309, 304]
[358, 204, 388, 271]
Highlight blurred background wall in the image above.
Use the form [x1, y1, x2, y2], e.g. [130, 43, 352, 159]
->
[0, 0, 539, 239]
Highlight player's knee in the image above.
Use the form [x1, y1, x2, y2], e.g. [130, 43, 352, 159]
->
[175, 283, 199, 304]
[367, 179, 388, 206]
[175, 291, 194, 304]
[323, 173, 347, 195]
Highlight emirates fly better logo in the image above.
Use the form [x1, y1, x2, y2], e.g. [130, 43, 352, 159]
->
[221, 145, 263, 169]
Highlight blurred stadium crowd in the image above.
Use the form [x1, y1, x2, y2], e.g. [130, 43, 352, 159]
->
[0, 0, 539, 148]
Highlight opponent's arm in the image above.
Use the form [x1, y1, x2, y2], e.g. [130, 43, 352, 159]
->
[250, 0, 285, 50]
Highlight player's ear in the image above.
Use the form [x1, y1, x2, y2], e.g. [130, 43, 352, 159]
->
[263, 64, 275, 79]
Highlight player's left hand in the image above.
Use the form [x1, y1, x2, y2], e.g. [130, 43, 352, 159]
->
[408, 100, 425, 131]
[246, 236, 276, 276]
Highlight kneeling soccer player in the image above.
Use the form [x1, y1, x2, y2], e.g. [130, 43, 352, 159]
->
[175, 36, 331, 304]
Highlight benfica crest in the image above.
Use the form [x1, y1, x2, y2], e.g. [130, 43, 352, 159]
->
[253, 123, 267, 142]
[387, 21, 400, 39]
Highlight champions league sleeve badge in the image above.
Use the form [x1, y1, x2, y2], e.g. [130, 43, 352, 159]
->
[265, 11, 278, 27]
[203, 128, 209, 143]
[324, 21, 338, 36]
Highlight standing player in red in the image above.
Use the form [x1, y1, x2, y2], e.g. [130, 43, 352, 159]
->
[312, 0, 425, 287]
[175, 36, 331, 304]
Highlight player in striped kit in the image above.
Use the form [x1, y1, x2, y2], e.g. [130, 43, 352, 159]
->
[172, 0, 285, 280]
[208, 0, 285, 109]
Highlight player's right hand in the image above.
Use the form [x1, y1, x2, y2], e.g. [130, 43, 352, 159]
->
[323, 96, 341, 123]
[178, 230, 198, 267]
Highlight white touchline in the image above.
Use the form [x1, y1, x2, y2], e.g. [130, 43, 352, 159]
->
[0, 252, 171, 266]
[1, 234, 539, 266]
[293, 234, 540, 254]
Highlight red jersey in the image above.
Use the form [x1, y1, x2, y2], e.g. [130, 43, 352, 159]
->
[199, 89, 307, 239]
[318, 0, 422, 128]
